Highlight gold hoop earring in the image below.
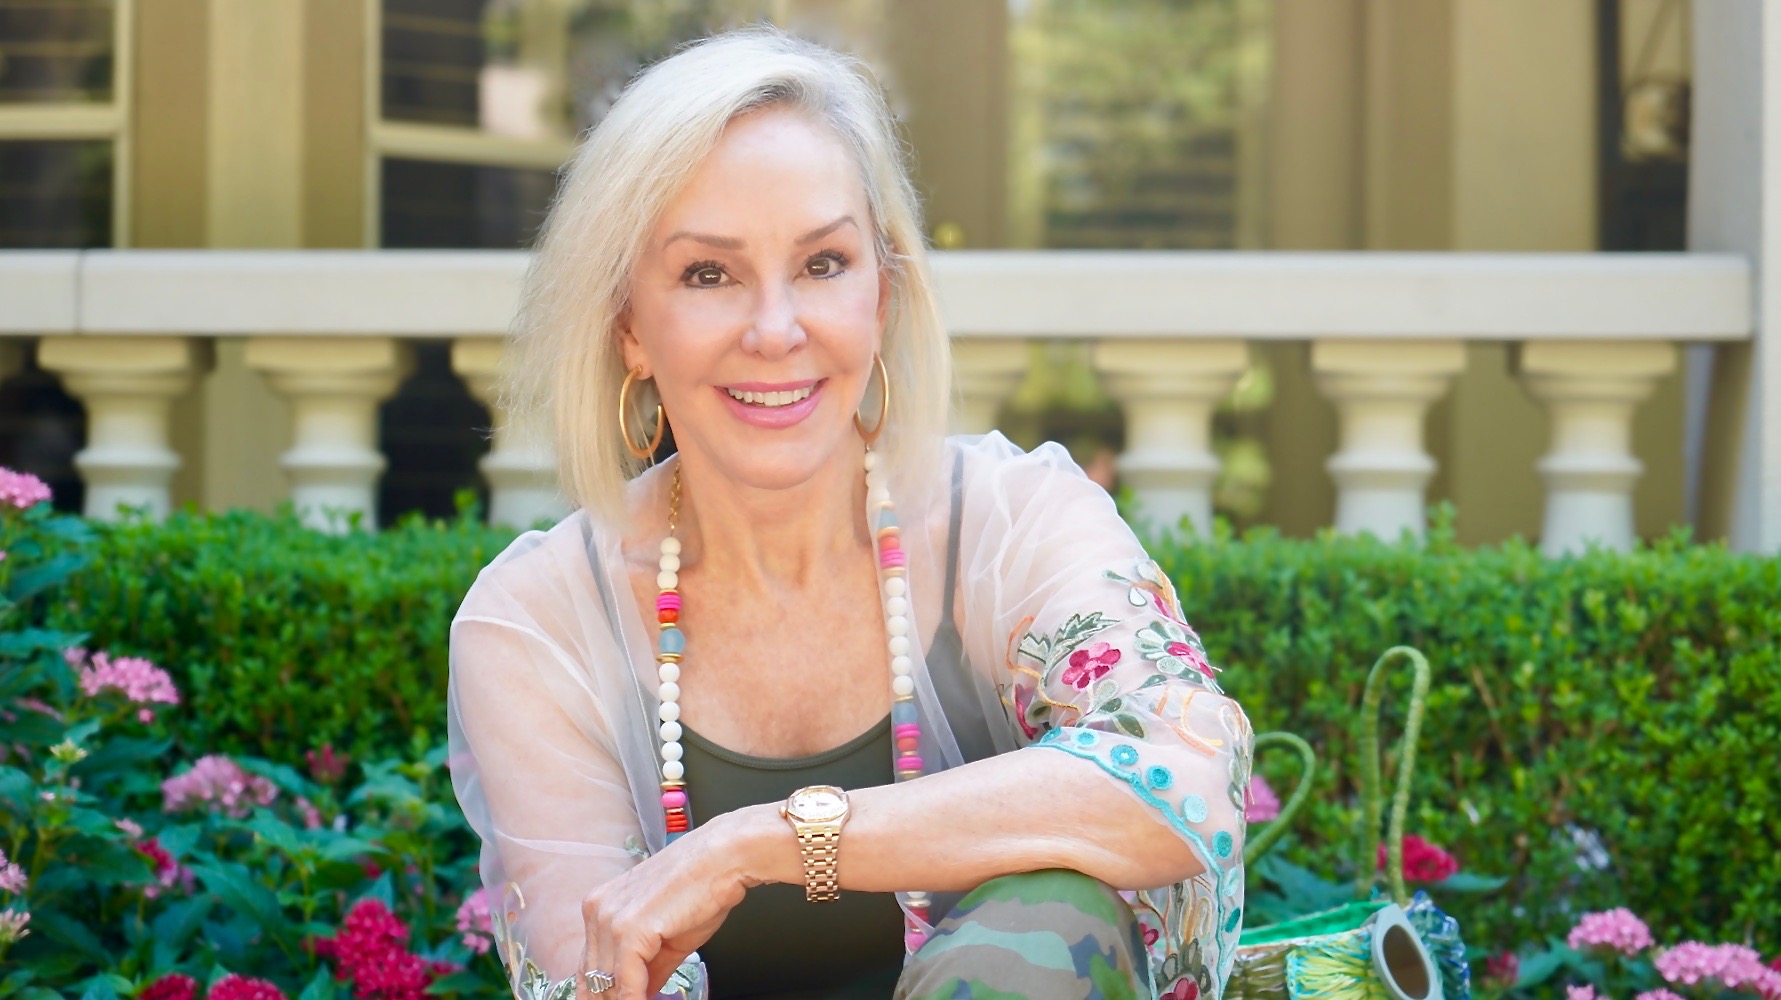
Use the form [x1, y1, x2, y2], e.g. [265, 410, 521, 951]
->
[619, 366, 666, 460]
[854, 352, 890, 446]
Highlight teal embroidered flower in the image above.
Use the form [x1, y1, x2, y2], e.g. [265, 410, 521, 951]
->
[1213, 830, 1234, 858]
[1147, 765, 1174, 790]
[1111, 743, 1140, 767]
[1181, 794, 1209, 824]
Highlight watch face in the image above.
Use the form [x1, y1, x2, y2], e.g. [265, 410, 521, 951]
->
[787, 786, 848, 823]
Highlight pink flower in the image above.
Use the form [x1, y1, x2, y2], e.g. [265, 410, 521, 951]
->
[295, 796, 323, 830]
[114, 817, 144, 839]
[455, 887, 493, 956]
[75, 651, 179, 711]
[1565, 985, 1597, 1000]
[1061, 642, 1120, 689]
[1655, 942, 1734, 987]
[0, 909, 28, 945]
[140, 974, 200, 1000]
[162, 755, 277, 817]
[1245, 775, 1281, 822]
[136, 837, 194, 899]
[1160, 978, 1199, 1000]
[206, 975, 287, 1000]
[0, 468, 51, 509]
[1709, 944, 1772, 991]
[1011, 683, 1042, 741]
[1485, 952, 1520, 986]
[1377, 834, 1460, 884]
[0, 851, 25, 894]
[1635, 991, 1686, 1000]
[313, 899, 442, 1000]
[1567, 908, 1655, 956]
[306, 745, 351, 785]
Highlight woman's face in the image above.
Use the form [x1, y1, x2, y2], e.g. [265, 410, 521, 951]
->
[621, 106, 889, 494]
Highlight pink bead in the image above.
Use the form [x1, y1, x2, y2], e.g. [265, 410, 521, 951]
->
[661, 790, 688, 809]
[880, 549, 906, 568]
[898, 755, 923, 772]
[894, 724, 922, 740]
[905, 932, 928, 952]
[657, 592, 681, 611]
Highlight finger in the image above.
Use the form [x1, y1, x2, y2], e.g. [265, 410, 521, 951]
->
[581, 900, 618, 1000]
[615, 945, 652, 1000]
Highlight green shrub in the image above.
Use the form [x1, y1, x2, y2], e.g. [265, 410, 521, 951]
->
[1154, 512, 1780, 964]
[49, 507, 515, 764]
[50, 506, 1781, 967]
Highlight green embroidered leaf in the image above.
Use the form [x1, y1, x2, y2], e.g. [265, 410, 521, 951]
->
[1114, 713, 1147, 738]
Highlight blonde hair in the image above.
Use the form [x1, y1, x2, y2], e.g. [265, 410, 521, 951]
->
[505, 26, 951, 524]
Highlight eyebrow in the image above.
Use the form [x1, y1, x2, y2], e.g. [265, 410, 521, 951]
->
[661, 215, 857, 252]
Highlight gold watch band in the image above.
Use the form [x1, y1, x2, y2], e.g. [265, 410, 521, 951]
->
[795, 822, 843, 902]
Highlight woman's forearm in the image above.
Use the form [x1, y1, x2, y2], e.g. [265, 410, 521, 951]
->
[712, 746, 1209, 897]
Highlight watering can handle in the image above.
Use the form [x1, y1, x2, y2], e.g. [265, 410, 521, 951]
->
[1356, 645, 1432, 907]
[1242, 731, 1317, 867]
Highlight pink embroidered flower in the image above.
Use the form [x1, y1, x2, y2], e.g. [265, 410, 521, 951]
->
[0, 468, 51, 509]
[1377, 834, 1460, 884]
[0, 848, 26, 894]
[455, 887, 493, 955]
[0, 909, 28, 945]
[162, 755, 277, 817]
[1160, 977, 1199, 1000]
[1061, 642, 1120, 689]
[73, 650, 179, 722]
[1245, 775, 1281, 823]
[313, 898, 442, 1000]
[1485, 952, 1520, 986]
[1564, 985, 1597, 1000]
[1567, 909, 1655, 956]
[206, 975, 287, 1000]
[1011, 683, 1042, 740]
[140, 974, 200, 1000]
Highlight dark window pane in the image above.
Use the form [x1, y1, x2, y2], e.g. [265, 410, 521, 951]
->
[0, 0, 115, 103]
[0, 345, 85, 515]
[380, 156, 556, 249]
[381, 0, 488, 126]
[0, 139, 112, 247]
[377, 341, 491, 525]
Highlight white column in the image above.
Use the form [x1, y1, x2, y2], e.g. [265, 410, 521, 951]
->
[450, 338, 566, 529]
[245, 337, 411, 532]
[1518, 341, 1677, 556]
[1312, 339, 1465, 540]
[37, 337, 207, 521]
[1093, 339, 1249, 537]
[950, 338, 1028, 434]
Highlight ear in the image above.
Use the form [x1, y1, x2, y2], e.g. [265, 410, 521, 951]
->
[616, 303, 648, 377]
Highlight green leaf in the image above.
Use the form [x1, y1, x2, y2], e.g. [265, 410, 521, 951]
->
[247, 811, 304, 856]
[425, 971, 491, 996]
[27, 909, 111, 964]
[1515, 944, 1572, 988]
[6, 551, 91, 601]
[1431, 872, 1509, 893]
[297, 967, 337, 1000]
[150, 894, 215, 950]
[190, 860, 291, 942]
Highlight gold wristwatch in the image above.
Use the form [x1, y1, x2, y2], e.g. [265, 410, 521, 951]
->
[780, 784, 851, 902]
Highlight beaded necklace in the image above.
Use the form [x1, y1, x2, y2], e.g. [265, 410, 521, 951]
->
[649, 445, 933, 947]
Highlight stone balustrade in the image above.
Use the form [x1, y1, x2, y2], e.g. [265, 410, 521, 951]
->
[0, 249, 1754, 551]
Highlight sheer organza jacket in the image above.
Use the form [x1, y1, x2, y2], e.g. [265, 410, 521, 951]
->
[448, 433, 1254, 1000]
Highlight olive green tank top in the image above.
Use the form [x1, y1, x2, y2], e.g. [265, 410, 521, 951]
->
[680, 715, 906, 999]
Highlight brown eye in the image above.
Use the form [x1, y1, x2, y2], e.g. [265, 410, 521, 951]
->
[806, 253, 846, 278]
[692, 266, 724, 286]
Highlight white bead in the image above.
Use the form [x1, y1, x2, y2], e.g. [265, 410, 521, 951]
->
[662, 760, 685, 781]
[658, 553, 681, 572]
[863, 450, 879, 471]
[865, 469, 885, 492]
[885, 596, 907, 617]
[658, 701, 681, 723]
[889, 635, 910, 656]
[870, 486, 891, 508]
[661, 537, 681, 555]
[883, 576, 907, 598]
[661, 741, 683, 762]
[657, 570, 678, 590]
[658, 681, 681, 703]
[891, 675, 915, 697]
[658, 661, 680, 684]
[886, 615, 908, 636]
[891, 656, 913, 676]
[659, 721, 683, 743]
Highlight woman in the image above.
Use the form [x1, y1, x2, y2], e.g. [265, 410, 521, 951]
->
[448, 27, 1252, 1000]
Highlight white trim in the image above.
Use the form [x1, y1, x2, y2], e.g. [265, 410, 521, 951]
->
[370, 121, 574, 172]
[0, 104, 122, 139]
[0, 249, 1753, 342]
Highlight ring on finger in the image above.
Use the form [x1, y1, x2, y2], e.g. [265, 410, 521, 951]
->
[583, 969, 616, 994]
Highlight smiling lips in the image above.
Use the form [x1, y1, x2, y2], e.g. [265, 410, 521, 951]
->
[716, 378, 825, 428]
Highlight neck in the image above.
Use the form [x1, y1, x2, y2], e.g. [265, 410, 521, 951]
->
[670, 445, 871, 593]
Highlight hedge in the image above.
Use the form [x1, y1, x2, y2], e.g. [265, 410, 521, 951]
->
[51, 506, 1781, 962]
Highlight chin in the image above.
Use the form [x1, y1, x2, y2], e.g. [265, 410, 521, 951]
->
[701, 427, 856, 494]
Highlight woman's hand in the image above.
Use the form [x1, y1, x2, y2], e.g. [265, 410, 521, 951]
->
[579, 806, 787, 1000]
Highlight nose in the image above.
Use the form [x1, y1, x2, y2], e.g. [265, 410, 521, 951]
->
[741, 276, 806, 360]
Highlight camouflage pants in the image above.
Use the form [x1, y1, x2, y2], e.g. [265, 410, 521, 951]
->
[895, 870, 1153, 1000]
